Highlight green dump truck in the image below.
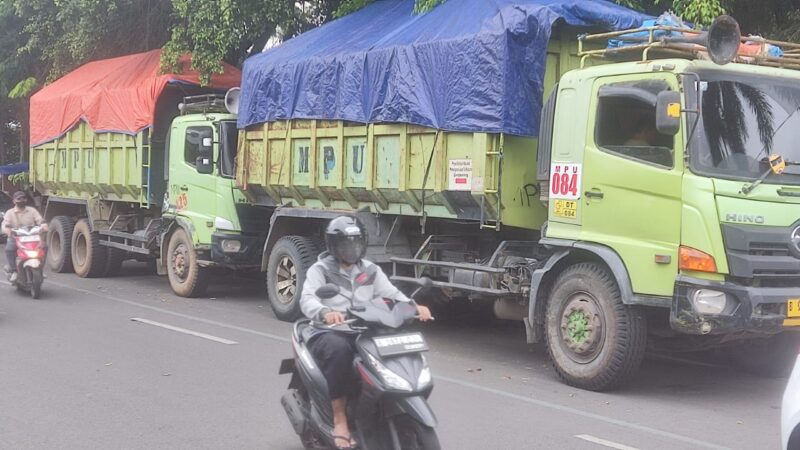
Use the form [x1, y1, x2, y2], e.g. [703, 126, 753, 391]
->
[234, 17, 800, 390]
[29, 51, 268, 297]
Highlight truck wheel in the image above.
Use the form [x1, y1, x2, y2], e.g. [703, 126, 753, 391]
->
[166, 228, 208, 298]
[47, 216, 74, 273]
[266, 236, 318, 322]
[545, 262, 646, 391]
[71, 219, 108, 278]
[725, 332, 799, 377]
[103, 248, 126, 277]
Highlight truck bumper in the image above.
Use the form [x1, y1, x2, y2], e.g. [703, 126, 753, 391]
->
[670, 275, 797, 335]
[208, 232, 264, 268]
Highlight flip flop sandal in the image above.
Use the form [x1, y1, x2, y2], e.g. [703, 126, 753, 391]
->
[332, 434, 356, 449]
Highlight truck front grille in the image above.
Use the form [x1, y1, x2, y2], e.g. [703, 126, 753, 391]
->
[721, 223, 800, 287]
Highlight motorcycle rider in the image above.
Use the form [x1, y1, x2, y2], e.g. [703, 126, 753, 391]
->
[299, 216, 433, 449]
[3, 191, 47, 283]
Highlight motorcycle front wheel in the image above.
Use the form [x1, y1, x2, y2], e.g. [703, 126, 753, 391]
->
[393, 415, 440, 450]
[29, 268, 43, 299]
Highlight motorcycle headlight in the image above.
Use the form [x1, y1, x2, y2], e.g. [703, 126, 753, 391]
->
[24, 250, 40, 258]
[417, 355, 432, 388]
[366, 352, 412, 392]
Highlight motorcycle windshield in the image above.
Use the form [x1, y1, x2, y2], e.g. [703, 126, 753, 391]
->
[352, 299, 417, 329]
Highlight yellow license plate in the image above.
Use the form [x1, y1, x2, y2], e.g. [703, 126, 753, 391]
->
[554, 200, 577, 219]
[789, 299, 800, 318]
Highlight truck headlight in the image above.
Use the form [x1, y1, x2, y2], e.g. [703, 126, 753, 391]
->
[366, 352, 412, 392]
[221, 239, 241, 253]
[692, 289, 727, 315]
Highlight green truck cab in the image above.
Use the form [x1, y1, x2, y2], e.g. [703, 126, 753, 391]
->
[235, 18, 800, 390]
[32, 93, 266, 297]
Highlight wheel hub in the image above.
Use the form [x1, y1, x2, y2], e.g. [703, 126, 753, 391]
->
[275, 256, 297, 305]
[172, 244, 188, 279]
[559, 294, 604, 363]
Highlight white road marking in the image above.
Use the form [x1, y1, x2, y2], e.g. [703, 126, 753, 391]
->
[130, 317, 238, 345]
[53, 280, 729, 450]
[575, 434, 641, 450]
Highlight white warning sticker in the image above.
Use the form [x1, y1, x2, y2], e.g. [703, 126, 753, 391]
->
[448, 159, 473, 191]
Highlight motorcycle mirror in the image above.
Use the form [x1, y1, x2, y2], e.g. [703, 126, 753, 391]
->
[417, 277, 433, 290]
[315, 283, 341, 299]
[409, 276, 434, 299]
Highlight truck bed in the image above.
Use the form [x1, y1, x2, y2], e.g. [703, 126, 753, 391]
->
[235, 33, 592, 232]
[30, 121, 164, 207]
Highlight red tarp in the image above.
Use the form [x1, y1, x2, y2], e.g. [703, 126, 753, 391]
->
[30, 49, 241, 146]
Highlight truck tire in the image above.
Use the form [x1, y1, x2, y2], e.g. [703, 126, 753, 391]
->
[266, 236, 318, 322]
[166, 228, 208, 298]
[544, 262, 646, 391]
[47, 216, 74, 273]
[71, 218, 108, 278]
[103, 248, 126, 277]
[725, 332, 799, 378]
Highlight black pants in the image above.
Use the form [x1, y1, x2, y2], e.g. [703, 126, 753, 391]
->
[308, 331, 359, 399]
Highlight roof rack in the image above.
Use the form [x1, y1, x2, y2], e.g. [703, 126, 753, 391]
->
[179, 94, 228, 115]
[578, 25, 800, 71]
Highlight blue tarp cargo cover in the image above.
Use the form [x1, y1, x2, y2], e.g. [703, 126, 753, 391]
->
[239, 0, 647, 137]
[0, 163, 28, 176]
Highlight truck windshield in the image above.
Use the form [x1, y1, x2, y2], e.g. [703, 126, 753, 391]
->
[689, 72, 800, 186]
[219, 121, 238, 178]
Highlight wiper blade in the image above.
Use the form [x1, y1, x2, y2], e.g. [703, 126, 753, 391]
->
[741, 154, 794, 195]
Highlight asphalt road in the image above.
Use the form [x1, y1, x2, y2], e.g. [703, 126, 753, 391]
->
[0, 263, 785, 449]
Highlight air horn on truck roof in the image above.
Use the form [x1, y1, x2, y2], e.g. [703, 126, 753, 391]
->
[661, 15, 741, 65]
[578, 15, 755, 68]
[225, 87, 241, 115]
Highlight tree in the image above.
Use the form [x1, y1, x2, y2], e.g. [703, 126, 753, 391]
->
[161, 0, 448, 85]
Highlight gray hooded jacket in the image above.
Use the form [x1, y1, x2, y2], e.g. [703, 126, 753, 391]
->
[300, 252, 413, 322]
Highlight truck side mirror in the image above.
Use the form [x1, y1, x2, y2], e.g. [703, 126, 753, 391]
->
[656, 91, 681, 135]
[195, 156, 214, 174]
[196, 137, 214, 174]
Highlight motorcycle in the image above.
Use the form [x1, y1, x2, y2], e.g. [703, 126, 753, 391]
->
[6, 226, 45, 299]
[279, 274, 440, 450]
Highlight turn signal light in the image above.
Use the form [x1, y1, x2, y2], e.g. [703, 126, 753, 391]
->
[679, 246, 718, 273]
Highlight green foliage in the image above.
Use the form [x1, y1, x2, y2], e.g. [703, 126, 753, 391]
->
[8, 171, 29, 188]
[336, 0, 445, 19]
[413, 0, 446, 14]
[161, 0, 287, 85]
[8, 77, 36, 99]
[13, 0, 173, 83]
[334, 0, 371, 18]
[665, 0, 726, 26]
[614, 0, 726, 26]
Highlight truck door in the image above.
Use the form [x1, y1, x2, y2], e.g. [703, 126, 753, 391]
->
[578, 76, 683, 297]
[169, 122, 218, 230]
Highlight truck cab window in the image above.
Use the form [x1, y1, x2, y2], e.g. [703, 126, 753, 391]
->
[595, 90, 674, 168]
[219, 121, 238, 178]
[184, 126, 213, 167]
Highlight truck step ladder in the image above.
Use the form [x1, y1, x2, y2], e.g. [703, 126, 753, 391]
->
[139, 129, 151, 208]
[480, 135, 503, 231]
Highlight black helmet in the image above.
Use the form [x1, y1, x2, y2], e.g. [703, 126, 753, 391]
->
[325, 216, 367, 265]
